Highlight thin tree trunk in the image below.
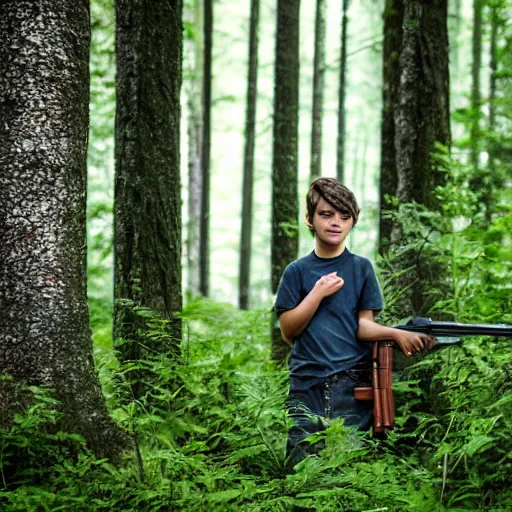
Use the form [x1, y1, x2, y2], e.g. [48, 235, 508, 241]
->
[336, 0, 350, 184]
[485, 6, 498, 222]
[199, 0, 212, 297]
[353, 130, 361, 196]
[114, 0, 183, 364]
[378, 0, 403, 255]
[359, 127, 369, 213]
[271, 0, 300, 362]
[185, 0, 203, 298]
[349, 129, 361, 248]
[239, 0, 260, 310]
[186, 97, 202, 297]
[470, 0, 483, 169]
[310, 0, 326, 181]
[450, 0, 462, 75]
[0, 0, 129, 459]
[353, 127, 370, 250]
[488, 7, 498, 168]
[393, 0, 451, 315]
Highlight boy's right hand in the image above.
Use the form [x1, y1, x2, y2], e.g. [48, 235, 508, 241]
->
[393, 329, 437, 356]
[313, 271, 344, 299]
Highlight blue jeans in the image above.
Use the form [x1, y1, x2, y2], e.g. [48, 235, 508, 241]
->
[285, 368, 373, 472]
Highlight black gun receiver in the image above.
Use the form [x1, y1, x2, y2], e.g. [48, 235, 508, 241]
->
[395, 317, 512, 345]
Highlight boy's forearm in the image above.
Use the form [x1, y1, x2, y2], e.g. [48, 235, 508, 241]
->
[279, 290, 323, 341]
[357, 315, 437, 356]
[357, 316, 398, 342]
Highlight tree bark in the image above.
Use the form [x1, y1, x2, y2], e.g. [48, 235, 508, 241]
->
[488, 5, 498, 174]
[114, 0, 183, 358]
[470, 0, 483, 169]
[239, 0, 260, 310]
[350, 128, 361, 248]
[395, 0, 451, 207]
[199, 0, 212, 297]
[186, 95, 202, 298]
[336, 0, 350, 184]
[378, 0, 403, 255]
[482, 4, 500, 223]
[359, 127, 369, 213]
[184, 0, 203, 298]
[310, 0, 326, 181]
[0, 0, 128, 459]
[449, 0, 462, 76]
[393, 0, 451, 315]
[271, 0, 300, 362]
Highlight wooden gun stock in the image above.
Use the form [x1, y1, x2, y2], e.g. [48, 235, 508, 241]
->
[354, 341, 395, 437]
[354, 318, 511, 437]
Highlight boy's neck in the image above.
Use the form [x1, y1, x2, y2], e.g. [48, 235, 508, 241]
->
[314, 239, 347, 259]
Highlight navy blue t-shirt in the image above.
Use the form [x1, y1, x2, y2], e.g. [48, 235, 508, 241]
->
[275, 249, 384, 378]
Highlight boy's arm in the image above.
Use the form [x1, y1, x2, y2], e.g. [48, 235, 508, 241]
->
[279, 272, 344, 342]
[358, 310, 436, 356]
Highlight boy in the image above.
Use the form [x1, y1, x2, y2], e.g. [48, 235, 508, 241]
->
[275, 177, 436, 470]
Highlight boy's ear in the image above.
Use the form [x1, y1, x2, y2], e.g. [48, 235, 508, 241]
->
[305, 213, 316, 235]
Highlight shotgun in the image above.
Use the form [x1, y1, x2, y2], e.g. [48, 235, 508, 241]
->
[354, 317, 512, 436]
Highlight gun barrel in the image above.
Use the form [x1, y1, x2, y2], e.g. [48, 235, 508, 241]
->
[396, 318, 512, 338]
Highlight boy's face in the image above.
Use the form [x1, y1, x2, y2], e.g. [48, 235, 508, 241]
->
[308, 197, 354, 248]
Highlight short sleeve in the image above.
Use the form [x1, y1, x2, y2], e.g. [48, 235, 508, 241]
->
[274, 263, 302, 317]
[359, 261, 384, 312]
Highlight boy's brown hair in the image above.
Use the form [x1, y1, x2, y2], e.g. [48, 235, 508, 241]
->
[306, 177, 360, 235]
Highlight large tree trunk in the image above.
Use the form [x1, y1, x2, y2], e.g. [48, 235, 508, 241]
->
[184, 0, 203, 298]
[378, 0, 403, 255]
[0, 0, 128, 459]
[199, 0, 212, 297]
[394, 0, 451, 315]
[336, 0, 350, 184]
[239, 0, 260, 310]
[395, 0, 451, 207]
[310, 0, 326, 181]
[271, 0, 300, 362]
[114, 0, 183, 362]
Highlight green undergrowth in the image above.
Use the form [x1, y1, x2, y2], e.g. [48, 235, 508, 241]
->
[1, 294, 511, 511]
[3, 149, 512, 511]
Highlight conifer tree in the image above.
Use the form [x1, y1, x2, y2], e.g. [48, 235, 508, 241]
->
[393, 0, 451, 315]
[271, 0, 300, 362]
[199, 0, 213, 297]
[239, 0, 260, 310]
[310, 0, 326, 181]
[395, 0, 451, 208]
[0, 0, 128, 458]
[378, 0, 403, 255]
[470, 0, 483, 169]
[114, 0, 183, 364]
[185, 0, 203, 298]
[336, 0, 350, 183]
